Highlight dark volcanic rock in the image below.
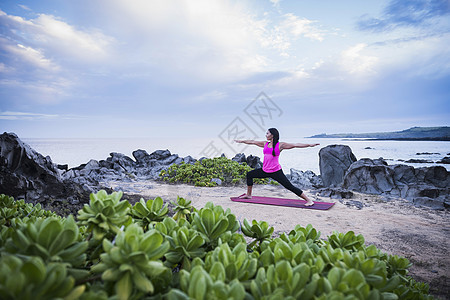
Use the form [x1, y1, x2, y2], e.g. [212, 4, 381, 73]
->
[342, 158, 449, 209]
[405, 159, 433, 164]
[288, 169, 323, 189]
[0, 132, 92, 209]
[343, 158, 395, 194]
[317, 187, 354, 199]
[437, 156, 450, 164]
[231, 153, 263, 169]
[319, 145, 357, 187]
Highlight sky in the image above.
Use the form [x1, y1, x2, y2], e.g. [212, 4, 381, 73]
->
[0, 0, 449, 140]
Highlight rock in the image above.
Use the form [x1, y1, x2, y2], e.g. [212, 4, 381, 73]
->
[185, 156, 197, 164]
[412, 197, 446, 210]
[107, 152, 137, 173]
[246, 155, 263, 169]
[319, 145, 357, 187]
[340, 199, 364, 209]
[365, 147, 374, 149]
[57, 164, 68, 171]
[149, 149, 171, 160]
[288, 169, 323, 189]
[343, 158, 395, 194]
[232, 153, 247, 164]
[341, 157, 449, 209]
[0, 132, 92, 210]
[132, 149, 149, 163]
[437, 157, 450, 164]
[317, 187, 354, 199]
[405, 159, 433, 163]
[211, 178, 222, 185]
[416, 152, 440, 155]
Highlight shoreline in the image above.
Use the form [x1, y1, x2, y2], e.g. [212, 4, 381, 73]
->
[103, 180, 449, 299]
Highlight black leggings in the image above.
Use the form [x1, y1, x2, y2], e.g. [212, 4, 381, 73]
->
[246, 168, 303, 197]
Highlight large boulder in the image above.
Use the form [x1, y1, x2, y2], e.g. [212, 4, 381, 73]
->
[342, 158, 449, 209]
[319, 145, 357, 187]
[231, 153, 263, 169]
[288, 169, 323, 189]
[0, 132, 91, 207]
[342, 158, 395, 194]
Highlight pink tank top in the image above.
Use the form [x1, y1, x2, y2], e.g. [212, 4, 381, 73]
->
[262, 142, 282, 173]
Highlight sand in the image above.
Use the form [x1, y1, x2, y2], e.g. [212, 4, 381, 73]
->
[104, 180, 449, 299]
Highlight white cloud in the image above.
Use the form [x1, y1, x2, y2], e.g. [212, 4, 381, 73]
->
[340, 43, 378, 75]
[0, 9, 113, 65]
[0, 111, 59, 120]
[32, 14, 113, 62]
[280, 13, 324, 42]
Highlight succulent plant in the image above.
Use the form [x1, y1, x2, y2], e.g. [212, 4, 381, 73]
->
[77, 190, 132, 240]
[172, 196, 194, 221]
[328, 230, 365, 251]
[241, 219, 274, 249]
[0, 193, 435, 299]
[178, 265, 246, 300]
[3, 215, 88, 274]
[200, 242, 258, 283]
[0, 254, 85, 300]
[250, 260, 311, 299]
[91, 223, 170, 300]
[0, 194, 57, 227]
[191, 202, 239, 250]
[131, 197, 169, 230]
[164, 225, 206, 269]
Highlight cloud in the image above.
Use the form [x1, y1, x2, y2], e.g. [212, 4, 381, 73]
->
[0, 9, 115, 104]
[357, 0, 450, 31]
[280, 13, 325, 42]
[0, 9, 113, 64]
[340, 43, 378, 75]
[0, 111, 59, 120]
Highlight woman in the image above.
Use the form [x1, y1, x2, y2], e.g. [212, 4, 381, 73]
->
[235, 128, 319, 206]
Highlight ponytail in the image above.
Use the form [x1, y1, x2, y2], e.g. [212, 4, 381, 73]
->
[268, 128, 280, 156]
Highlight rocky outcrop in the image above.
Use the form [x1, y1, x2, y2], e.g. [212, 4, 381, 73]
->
[342, 158, 449, 209]
[232, 153, 263, 169]
[317, 144, 449, 209]
[63, 149, 198, 186]
[319, 145, 357, 187]
[287, 169, 323, 189]
[0, 132, 92, 209]
[438, 157, 450, 164]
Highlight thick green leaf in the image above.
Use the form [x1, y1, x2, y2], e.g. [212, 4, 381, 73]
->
[116, 272, 132, 300]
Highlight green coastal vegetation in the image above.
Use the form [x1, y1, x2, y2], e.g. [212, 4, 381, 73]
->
[159, 156, 273, 187]
[0, 191, 434, 299]
[308, 126, 450, 141]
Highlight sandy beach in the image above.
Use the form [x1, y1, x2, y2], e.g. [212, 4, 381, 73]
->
[104, 180, 449, 299]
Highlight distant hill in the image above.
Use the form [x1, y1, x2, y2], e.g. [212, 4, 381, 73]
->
[308, 126, 450, 141]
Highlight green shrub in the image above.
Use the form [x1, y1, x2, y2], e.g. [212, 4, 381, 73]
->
[159, 156, 272, 186]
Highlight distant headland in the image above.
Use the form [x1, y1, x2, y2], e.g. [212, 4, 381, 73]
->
[307, 126, 450, 141]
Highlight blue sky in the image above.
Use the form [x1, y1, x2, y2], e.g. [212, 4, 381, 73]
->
[0, 0, 449, 139]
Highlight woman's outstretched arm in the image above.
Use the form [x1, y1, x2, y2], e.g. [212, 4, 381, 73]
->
[280, 142, 320, 150]
[234, 140, 265, 148]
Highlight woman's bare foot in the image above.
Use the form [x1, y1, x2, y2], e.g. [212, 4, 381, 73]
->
[300, 192, 314, 206]
[304, 199, 314, 206]
[238, 194, 252, 199]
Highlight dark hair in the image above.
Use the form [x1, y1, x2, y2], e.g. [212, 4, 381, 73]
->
[268, 128, 279, 156]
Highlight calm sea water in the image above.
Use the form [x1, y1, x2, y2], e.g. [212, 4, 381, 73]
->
[23, 137, 450, 175]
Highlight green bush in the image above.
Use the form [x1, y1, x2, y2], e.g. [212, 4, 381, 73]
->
[0, 192, 435, 299]
[159, 156, 272, 187]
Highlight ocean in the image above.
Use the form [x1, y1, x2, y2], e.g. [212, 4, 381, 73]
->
[22, 137, 450, 175]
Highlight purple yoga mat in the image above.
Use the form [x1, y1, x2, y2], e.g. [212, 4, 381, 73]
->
[230, 194, 335, 210]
